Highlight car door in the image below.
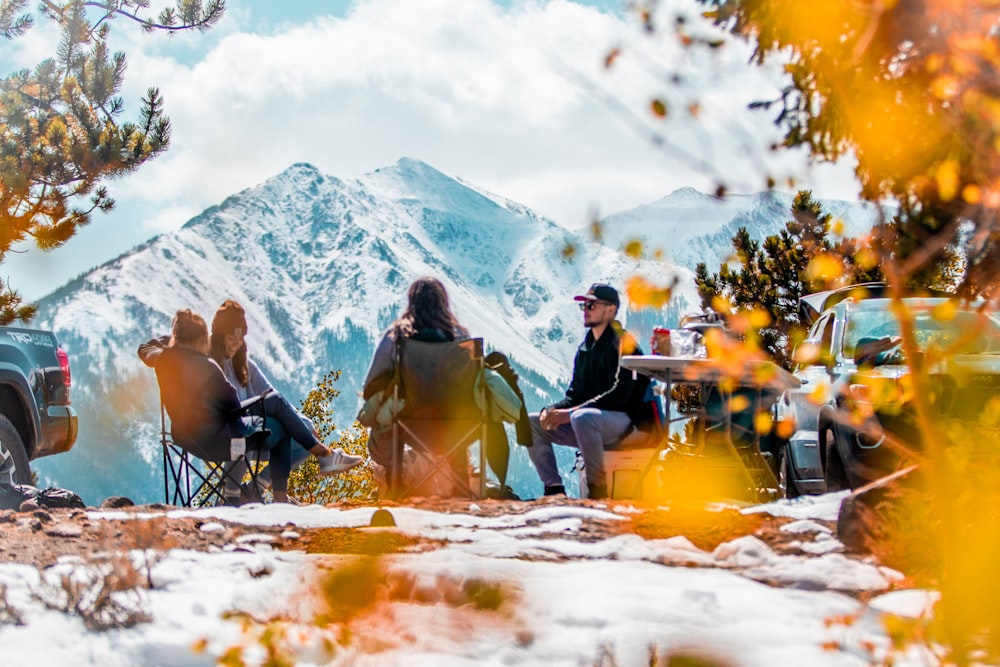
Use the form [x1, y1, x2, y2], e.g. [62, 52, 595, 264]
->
[779, 312, 839, 492]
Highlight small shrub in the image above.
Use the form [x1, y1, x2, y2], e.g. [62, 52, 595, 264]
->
[33, 553, 151, 631]
[290, 371, 378, 504]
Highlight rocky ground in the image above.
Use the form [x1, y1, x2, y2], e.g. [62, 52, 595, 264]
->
[0, 495, 838, 572]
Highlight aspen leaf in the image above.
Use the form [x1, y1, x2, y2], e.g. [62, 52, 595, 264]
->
[935, 159, 960, 201]
[962, 184, 982, 204]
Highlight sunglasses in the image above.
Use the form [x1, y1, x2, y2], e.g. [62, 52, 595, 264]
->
[579, 300, 613, 311]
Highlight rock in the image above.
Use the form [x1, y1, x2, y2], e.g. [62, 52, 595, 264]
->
[46, 523, 83, 538]
[100, 496, 135, 509]
[837, 464, 923, 554]
[370, 508, 396, 527]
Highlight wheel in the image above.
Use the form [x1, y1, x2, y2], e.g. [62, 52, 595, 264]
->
[779, 446, 801, 499]
[822, 424, 850, 492]
[0, 414, 31, 486]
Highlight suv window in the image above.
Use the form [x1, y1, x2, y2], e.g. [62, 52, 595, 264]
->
[818, 315, 836, 365]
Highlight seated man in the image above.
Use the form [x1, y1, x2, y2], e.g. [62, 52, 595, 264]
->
[138, 309, 349, 504]
[528, 283, 651, 499]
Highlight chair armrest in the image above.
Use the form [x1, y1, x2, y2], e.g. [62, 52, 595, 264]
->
[232, 389, 274, 416]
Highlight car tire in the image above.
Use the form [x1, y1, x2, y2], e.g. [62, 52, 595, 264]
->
[823, 424, 850, 492]
[779, 446, 801, 499]
[0, 414, 31, 487]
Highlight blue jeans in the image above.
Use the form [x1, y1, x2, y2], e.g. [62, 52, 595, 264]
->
[229, 392, 319, 496]
[527, 408, 632, 489]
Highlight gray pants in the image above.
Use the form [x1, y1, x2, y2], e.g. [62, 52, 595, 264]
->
[527, 408, 632, 489]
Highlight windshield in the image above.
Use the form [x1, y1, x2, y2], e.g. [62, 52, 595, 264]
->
[844, 302, 1000, 358]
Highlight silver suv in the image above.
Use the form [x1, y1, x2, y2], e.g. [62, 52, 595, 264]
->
[777, 290, 1000, 497]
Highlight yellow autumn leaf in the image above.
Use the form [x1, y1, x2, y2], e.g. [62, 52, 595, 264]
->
[729, 395, 750, 413]
[754, 410, 773, 435]
[650, 99, 667, 118]
[711, 295, 732, 315]
[589, 220, 603, 243]
[963, 184, 982, 204]
[854, 246, 878, 270]
[807, 378, 830, 405]
[935, 159, 960, 201]
[931, 299, 958, 322]
[748, 307, 772, 328]
[623, 240, 643, 259]
[624, 276, 672, 309]
[806, 253, 845, 282]
[931, 74, 960, 100]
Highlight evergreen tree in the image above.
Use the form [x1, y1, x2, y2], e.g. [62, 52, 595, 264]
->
[0, 0, 224, 323]
[683, 0, 1000, 299]
[696, 191, 885, 368]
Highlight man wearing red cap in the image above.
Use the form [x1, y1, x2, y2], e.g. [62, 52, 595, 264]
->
[528, 283, 650, 499]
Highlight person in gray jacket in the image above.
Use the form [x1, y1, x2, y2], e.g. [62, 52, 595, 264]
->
[209, 300, 363, 504]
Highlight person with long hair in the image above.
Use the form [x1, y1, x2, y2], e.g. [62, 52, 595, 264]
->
[138, 309, 242, 464]
[210, 300, 363, 503]
[361, 277, 514, 493]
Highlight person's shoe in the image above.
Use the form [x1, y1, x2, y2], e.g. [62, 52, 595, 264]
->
[587, 483, 608, 500]
[317, 448, 364, 476]
[543, 484, 566, 497]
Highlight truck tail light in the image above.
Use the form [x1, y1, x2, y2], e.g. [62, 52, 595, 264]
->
[56, 347, 72, 388]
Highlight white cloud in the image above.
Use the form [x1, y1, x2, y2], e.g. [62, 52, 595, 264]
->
[7, 0, 860, 300]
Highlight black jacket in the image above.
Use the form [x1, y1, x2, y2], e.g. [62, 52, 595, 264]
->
[550, 324, 653, 430]
[138, 336, 242, 461]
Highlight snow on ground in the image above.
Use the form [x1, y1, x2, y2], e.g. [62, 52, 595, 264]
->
[0, 494, 939, 666]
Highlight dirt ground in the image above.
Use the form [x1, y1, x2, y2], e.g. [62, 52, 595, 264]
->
[0, 495, 838, 572]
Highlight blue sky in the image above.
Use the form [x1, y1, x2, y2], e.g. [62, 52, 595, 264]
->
[7, 0, 858, 302]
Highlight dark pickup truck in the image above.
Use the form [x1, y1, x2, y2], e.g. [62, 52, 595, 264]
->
[0, 325, 78, 486]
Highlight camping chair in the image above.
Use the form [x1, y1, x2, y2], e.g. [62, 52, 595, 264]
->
[388, 337, 489, 499]
[159, 393, 270, 507]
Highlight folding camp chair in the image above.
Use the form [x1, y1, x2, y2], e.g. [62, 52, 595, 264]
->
[388, 337, 489, 499]
[159, 393, 270, 507]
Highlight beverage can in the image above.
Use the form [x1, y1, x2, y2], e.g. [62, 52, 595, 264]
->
[651, 327, 671, 356]
[230, 437, 247, 461]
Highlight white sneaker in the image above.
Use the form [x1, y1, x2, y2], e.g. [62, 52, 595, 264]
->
[317, 449, 364, 476]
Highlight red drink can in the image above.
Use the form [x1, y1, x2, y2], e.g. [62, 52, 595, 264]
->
[651, 327, 671, 356]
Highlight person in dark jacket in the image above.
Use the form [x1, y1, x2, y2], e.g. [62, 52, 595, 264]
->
[138, 309, 244, 463]
[528, 283, 650, 499]
[138, 308, 348, 504]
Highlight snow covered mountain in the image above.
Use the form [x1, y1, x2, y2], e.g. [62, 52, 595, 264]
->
[28, 158, 691, 503]
[595, 187, 886, 272]
[27, 160, 878, 504]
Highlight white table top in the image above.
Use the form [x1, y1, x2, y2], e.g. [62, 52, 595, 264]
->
[621, 355, 801, 391]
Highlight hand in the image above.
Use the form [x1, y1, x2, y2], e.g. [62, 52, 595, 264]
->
[539, 408, 571, 430]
